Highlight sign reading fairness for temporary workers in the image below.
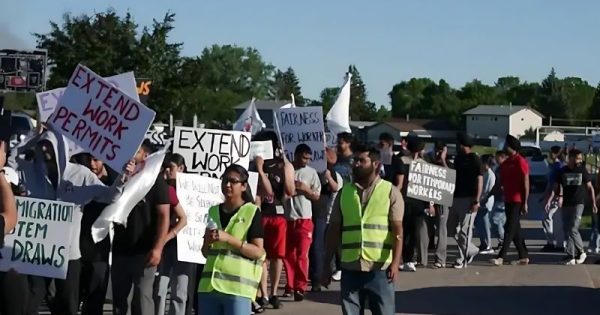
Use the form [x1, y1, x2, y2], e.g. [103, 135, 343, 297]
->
[49, 64, 156, 173]
[276, 106, 326, 172]
[406, 160, 456, 207]
[173, 127, 251, 178]
[0, 197, 75, 279]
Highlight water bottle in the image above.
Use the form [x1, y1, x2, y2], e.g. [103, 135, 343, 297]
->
[207, 217, 218, 231]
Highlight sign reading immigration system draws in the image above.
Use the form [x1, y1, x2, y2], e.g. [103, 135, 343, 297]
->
[173, 127, 251, 178]
[49, 64, 156, 173]
[406, 160, 456, 207]
[276, 106, 326, 171]
[0, 197, 75, 279]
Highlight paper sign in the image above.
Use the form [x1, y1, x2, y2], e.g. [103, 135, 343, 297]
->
[173, 127, 251, 178]
[48, 65, 156, 173]
[36, 72, 139, 123]
[406, 160, 456, 207]
[276, 106, 326, 171]
[250, 141, 274, 160]
[325, 132, 337, 148]
[0, 197, 75, 279]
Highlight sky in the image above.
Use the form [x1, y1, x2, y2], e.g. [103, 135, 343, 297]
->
[2, 0, 599, 107]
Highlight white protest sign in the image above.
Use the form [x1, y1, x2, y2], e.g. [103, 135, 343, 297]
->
[48, 65, 155, 173]
[173, 127, 251, 178]
[250, 141, 273, 160]
[0, 197, 75, 279]
[325, 131, 337, 148]
[277, 106, 326, 171]
[36, 71, 139, 123]
[248, 171, 259, 200]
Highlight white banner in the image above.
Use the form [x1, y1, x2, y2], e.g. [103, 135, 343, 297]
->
[173, 127, 251, 178]
[276, 106, 326, 171]
[48, 65, 155, 173]
[36, 71, 139, 123]
[250, 141, 274, 160]
[0, 197, 75, 279]
[326, 73, 352, 136]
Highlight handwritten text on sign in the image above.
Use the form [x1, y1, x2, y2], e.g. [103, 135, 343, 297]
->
[277, 106, 326, 171]
[173, 127, 251, 178]
[250, 141, 274, 160]
[0, 197, 75, 279]
[406, 160, 456, 207]
[49, 65, 156, 173]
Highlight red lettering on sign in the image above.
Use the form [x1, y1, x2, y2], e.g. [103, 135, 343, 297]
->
[70, 66, 86, 88]
[96, 80, 110, 100]
[80, 72, 96, 94]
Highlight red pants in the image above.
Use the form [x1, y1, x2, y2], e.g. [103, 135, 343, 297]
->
[283, 219, 314, 293]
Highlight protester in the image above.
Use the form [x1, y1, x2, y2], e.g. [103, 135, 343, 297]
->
[490, 135, 529, 266]
[475, 155, 496, 254]
[335, 132, 354, 183]
[490, 151, 508, 251]
[284, 144, 321, 301]
[7, 128, 133, 315]
[424, 141, 450, 268]
[549, 149, 597, 265]
[590, 170, 600, 254]
[198, 164, 265, 315]
[111, 140, 170, 315]
[323, 144, 403, 315]
[451, 133, 483, 268]
[378, 132, 397, 181]
[541, 146, 566, 252]
[155, 153, 190, 315]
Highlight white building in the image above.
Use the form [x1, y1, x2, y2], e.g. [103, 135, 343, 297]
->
[463, 105, 544, 139]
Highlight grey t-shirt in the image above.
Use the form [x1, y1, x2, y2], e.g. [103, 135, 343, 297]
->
[287, 166, 321, 220]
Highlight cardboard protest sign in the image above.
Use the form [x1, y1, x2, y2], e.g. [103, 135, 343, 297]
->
[173, 127, 251, 178]
[325, 131, 337, 148]
[0, 197, 75, 279]
[406, 160, 456, 207]
[145, 130, 168, 146]
[276, 106, 326, 172]
[250, 141, 273, 160]
[36, 71, 139, 123]
[48, 65, 155, 173]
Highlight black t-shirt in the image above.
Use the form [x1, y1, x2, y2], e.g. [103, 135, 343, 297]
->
[218, 204, 263, 242]
[113, 176, 171, 255]
[256, 159, 285, 216]
[453, 153, 484, 198]
[557, 165, 591, 206]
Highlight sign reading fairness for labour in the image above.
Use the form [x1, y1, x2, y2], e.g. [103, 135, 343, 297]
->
[276, 106, 326, 172]
[173, 127, 251, 178]
[0, 197, 75, 279]
[49, 64, 156, 173]
[406, 160, 456, 207]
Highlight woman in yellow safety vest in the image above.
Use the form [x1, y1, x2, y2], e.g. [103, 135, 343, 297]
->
[198, 164, 266, 315]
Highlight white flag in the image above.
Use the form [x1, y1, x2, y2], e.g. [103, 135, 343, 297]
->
[233, 98, 265, 135]
[326, 73, 352, 136]
[91, 143, 170, 243]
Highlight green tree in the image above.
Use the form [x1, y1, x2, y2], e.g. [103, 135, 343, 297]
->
[590, 83, 600, 119]
[389, 78, 434, 118]
[561, 77, 595, 120]
[537, 68, 568, 120]
[374, 105, 391, 121]
[319, 87, 340, 114]
[273, 67, 304, 105]
[457, 79, 501, 108]
[348, 65, 375, 120]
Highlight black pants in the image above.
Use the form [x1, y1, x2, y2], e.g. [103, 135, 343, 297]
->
[497, 203, 528, 259]
[0, 271, 28, 315]
[402, 201, 422, 263]
[27, 259, 82, 315]
[79, 260, 109, 315]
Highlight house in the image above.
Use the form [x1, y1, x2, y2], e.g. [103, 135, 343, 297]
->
[463, 105, 544, 139]
[349, 121, 378, 144]
[234, 99, 291, 130]
[366, 118, 459, 144]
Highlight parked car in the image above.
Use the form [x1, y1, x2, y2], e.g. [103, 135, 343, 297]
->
[9, 112, 37, 148]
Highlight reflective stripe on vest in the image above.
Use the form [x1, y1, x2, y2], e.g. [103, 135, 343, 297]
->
[198, 203, 264, 300]
[340, 180, 393, 264]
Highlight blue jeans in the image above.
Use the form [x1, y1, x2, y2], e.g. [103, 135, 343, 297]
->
[475, 207, 492, 250]
[309, 217, 327, 287]
[590, 213, 600, 250]
[340, 270, 395, 315]
[197, 292, 251, 315]
[490, 202, 506, 243]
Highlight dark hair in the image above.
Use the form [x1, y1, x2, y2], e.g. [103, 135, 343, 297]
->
[495, 150, 507, 156]
[168, 153, 186, 168]
[379, 132, 394, 143]
[294, 144, 312, 157]
[71, 152, 92, 168]
[434, 140, 446, 152]
[337, 132, 353, 144]
[568, 149, 583, 158]
[481, 154, 494, 167]
[407, 136, 425, 153]
[550, 146, 561, 155]
[354, 144, 380, 162]
[222, 164, 254, 203]
[140, 139, 156, 154]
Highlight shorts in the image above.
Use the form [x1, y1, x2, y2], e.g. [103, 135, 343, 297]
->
[262, 215, 287, 259]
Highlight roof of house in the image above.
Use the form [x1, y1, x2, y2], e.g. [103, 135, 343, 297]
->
[349, 121, 378, 128]
[234, 99, 291, 110]
[380, 119, 457, 132]
[463, 105, 545, 118]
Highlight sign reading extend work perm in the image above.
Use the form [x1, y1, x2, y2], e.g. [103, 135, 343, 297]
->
[406, 160, 456, 207]
[276, 106, 326, 172]
[49, 65, 156, 173]
[173, 127, 251, 178]
[0, 197, 75, 279]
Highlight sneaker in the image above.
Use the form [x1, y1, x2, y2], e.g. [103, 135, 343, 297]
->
[479, 247, 495, 255]
[256, 297, 269, 307]
[453, 261, 464, 269]
[294, 291, 305, 302]
[331, 270, 342, 281]
[400, 262, 417, 272]
[431, 262, 446, 269]
[489, 258, 503, 266]
[542, 244, 556, 252]
[467, 254, 476, 264]
[564, 258, 577, 265]
[510, 258, 529, 266]
[269, 296, 282, 309]
[576, 253, 587, 264]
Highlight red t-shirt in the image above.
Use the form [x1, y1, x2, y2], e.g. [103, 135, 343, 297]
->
[500, 154, 529, 203]
[168, 186, 179, 207]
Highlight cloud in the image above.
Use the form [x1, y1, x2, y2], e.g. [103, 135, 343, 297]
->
[0, 22, 31, 50]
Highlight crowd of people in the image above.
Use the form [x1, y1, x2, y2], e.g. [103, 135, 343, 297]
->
[1, 125, 600, 315]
